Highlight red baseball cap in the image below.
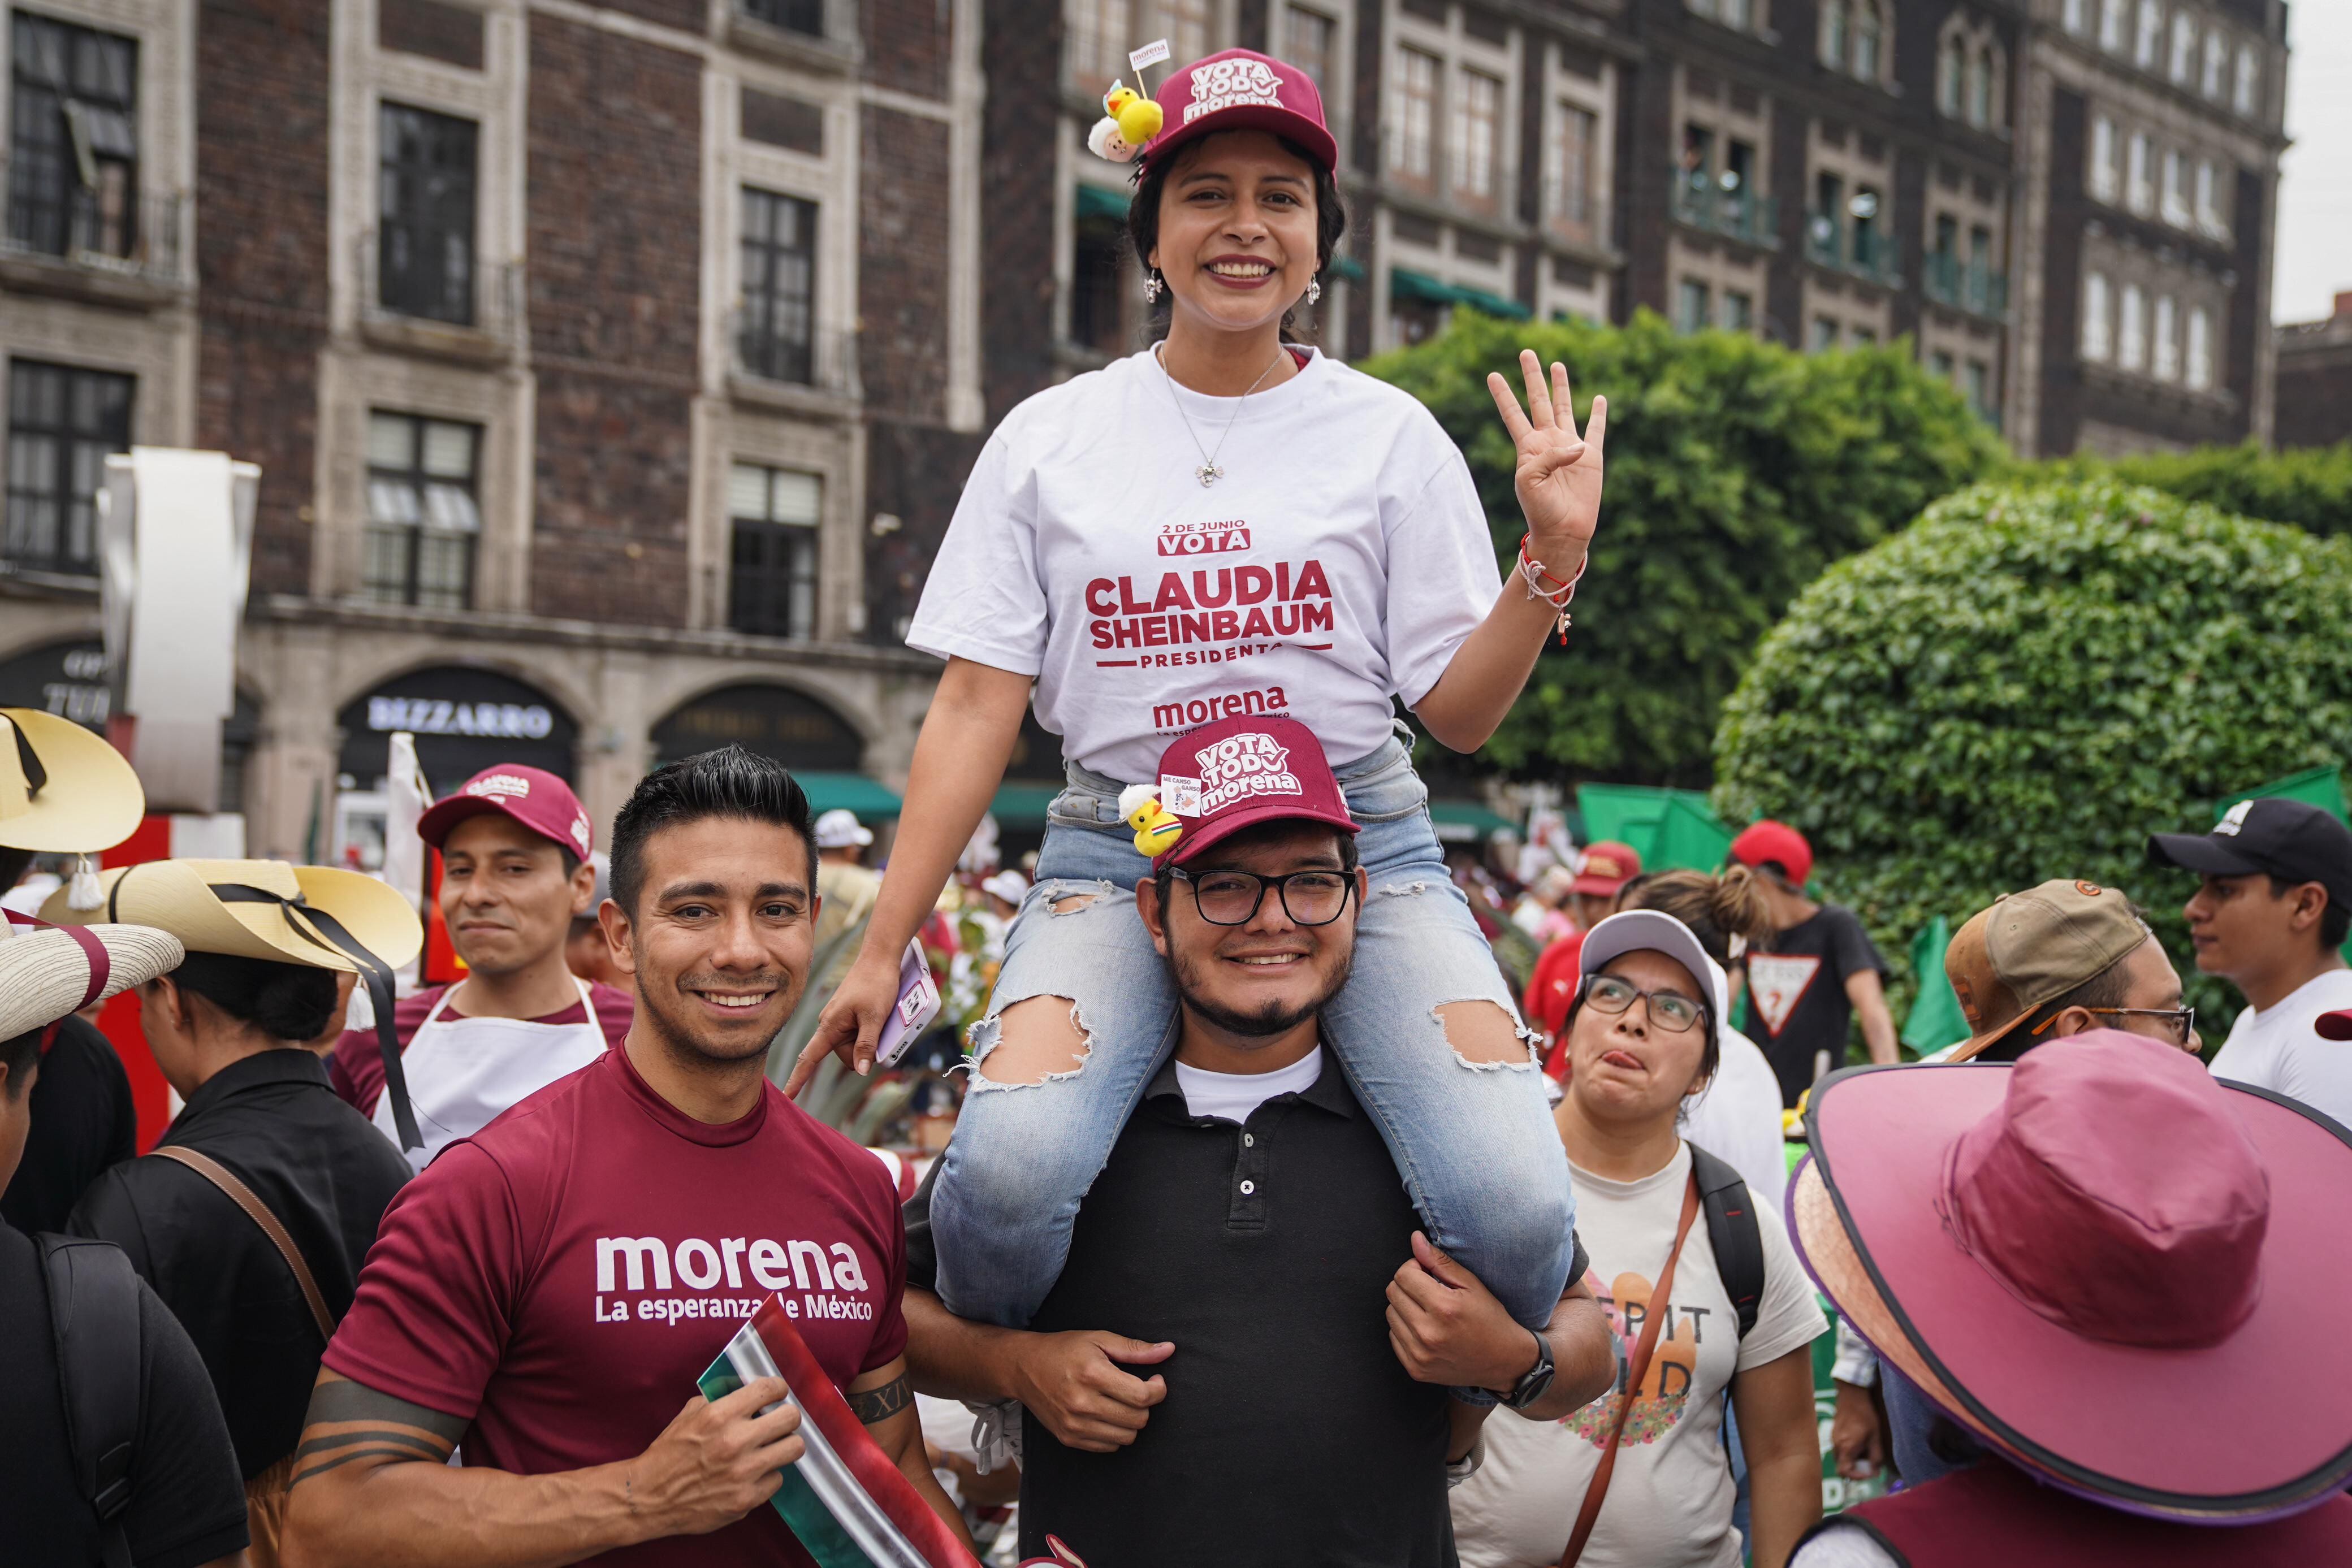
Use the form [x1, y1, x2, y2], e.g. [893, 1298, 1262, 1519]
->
[1143, 48, 1338, 175]
[1569, 841, 1642, 897]
[417, 765, 594, 861]
[1729, 818, 1813, 887]
[1151, 714, 1357, 869]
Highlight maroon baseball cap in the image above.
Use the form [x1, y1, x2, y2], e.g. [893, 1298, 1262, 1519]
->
[1143, 48, 1338, 175]
[1151, 714, 1357, 869]
[417, 765, 594, 861]
[1570, 841, 1643, 897]
[1729, 819, 1813, 887]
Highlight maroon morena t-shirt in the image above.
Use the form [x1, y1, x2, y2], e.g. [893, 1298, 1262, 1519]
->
[328, 981, 636, 1116]
[322, 1045, 909, 1567]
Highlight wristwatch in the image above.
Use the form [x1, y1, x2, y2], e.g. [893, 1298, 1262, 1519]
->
[1502, 1328, 1556, 1410]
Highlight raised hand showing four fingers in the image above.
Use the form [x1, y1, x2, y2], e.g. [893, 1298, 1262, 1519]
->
[1485, 348, 1609, 562]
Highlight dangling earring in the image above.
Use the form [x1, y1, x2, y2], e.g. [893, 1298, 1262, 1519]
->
[1307, 275, 1322, 306]
[1145, 270, 1164, 303]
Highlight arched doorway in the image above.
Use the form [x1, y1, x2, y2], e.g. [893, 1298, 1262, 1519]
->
[651, 685, 895, 821]
[337, 665, 577, 794]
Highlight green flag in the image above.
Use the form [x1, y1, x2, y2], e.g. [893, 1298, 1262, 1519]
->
[1901, 916, 1970, 1055]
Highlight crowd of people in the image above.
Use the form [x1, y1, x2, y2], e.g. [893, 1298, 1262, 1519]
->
[5, 40, 2352, 1568]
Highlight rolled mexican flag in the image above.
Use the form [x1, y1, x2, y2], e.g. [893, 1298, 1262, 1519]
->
[701, 1294, 980, 1568]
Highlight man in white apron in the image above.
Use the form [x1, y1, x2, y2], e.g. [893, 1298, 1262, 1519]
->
[328, 765, 632, 1172]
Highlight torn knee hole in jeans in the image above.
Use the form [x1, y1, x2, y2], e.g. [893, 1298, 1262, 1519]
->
[1376, 881, 1431, 898]
[1041, 878, 1120, 916]
[1436, 1000, 1537, 1069]
[970, 995, 1095, 1088]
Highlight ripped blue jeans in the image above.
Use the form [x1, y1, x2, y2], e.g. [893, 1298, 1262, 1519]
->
[931, 726, 1577, 1340]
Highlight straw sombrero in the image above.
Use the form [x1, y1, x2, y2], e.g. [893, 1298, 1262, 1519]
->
[0, 921, 184, 1044]
[42, 860, 427, 1148]
[0, 707, 146, 854]
[1790, 1032, 2352, 1523]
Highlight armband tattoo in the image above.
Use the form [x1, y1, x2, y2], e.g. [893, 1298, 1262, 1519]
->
[846, 1372, 914, 1426]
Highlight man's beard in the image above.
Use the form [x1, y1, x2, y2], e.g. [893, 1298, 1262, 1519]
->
[1167, 943, 1354, 1039]
[635, 969, 802, 1067]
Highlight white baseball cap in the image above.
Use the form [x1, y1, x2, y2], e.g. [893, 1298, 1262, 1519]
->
[1577, 909, 1729, 1043]
[813, 809, 874, 850]
[980, 870, 1030, 907]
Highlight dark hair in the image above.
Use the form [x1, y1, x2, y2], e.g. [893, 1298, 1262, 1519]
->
[1127, 132, 1348, 339]
[1621, 867, 1775, 971]
[1, 1028, 37, 1100]
[2268, 874, 2352, 950]
[610, 746, 816, 916]
[1151, 819, 1360, 909]
[170, 951, 339, 1041]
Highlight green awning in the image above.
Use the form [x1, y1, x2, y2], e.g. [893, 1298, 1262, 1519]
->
[1075, 183, 1130, 223]
[1428, 800, 1517, 843]
[793, 772, 903, 818]
[1330, 254, 1367, 281]
[988, 782, 1066, 826]
[1390, 268, 1530, 320]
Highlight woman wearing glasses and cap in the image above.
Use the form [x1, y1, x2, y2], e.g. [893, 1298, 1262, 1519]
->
[47, 858, 422, 1566]
[1450, 911, 1826, 1568]
[789, 45, 1609, 1348]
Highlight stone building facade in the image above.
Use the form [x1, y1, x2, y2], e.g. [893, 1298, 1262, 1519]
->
[996, 0, 2289, 458]
[2272, 291, 2351, 453]
[2, 0, 982, 858]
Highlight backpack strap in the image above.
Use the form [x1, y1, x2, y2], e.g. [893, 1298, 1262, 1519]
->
[38, 1234, 143, 1568]
[1687, 1143, 1765, 1339]
[151, 1145, 337, 1342]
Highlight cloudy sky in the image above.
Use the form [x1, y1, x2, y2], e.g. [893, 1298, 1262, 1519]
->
[2272, 2, 2350, 324]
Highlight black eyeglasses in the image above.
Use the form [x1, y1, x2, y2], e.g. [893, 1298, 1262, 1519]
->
[1583, 974, 1706, 1034]
[2034, 1004, 2197, 1046]
[1169, 867, 1355, 927]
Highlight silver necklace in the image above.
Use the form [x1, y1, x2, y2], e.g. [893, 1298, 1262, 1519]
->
[1156, 343, 1287, 488]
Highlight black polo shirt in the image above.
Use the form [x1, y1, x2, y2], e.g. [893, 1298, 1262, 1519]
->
[70, 1047, 412, 1478]
[911, 1052, 1467, 1567]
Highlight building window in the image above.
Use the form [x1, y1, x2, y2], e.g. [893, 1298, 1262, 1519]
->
[742, 0, 825, 34]
[1722, 291, 1753, 332]
[1066, 0, 1131, 85]
[363, 412, 480, 610]
[1851, 325, 1877, 346]
[1966, 47, 1995, 128]
[1936, 31, 1961, 114]
[2186, 305, 2213, 389]
[2063, 0, 2089, 35]
[1852, 2, 1883, 81]
[2118, 283, 2146, 371]
[727, 463, 822, 639]
[2153, 294, 2179, 380]
[2125, 131, 2152, 214]
[2168, 12, 2195, 84]
[1549, 101, 1597, 244]
[378, 102, 478, 326]
[6, 14, 140, 263]
[1284, 7, 1338, 99]
[3, 359, 131, 576]
[2232, 44, 2259, 116]
[1391, 47, 1438, 186]
[2133, 0, 2159, 68]
[1964, 357, 1991, 414]
[2090, 114, 2118, 202]
[2160, 148, 2189, 226]
[1070, 207, 1126, 354]
[739, 188, 817, 384]
[1165, 0, 1212, 67]
[2097, 0, 2124, 52]
[2195, 158, 2226, 236]
[1808, 317, 1838, 352]
[1450, 68, 1502, 206]
[1820, 0, 1848, 68]
[1675, 279, 1711, 335]
[1930, 348, 1955, 379]
[2082, 271, 2111, 360]
[2201, 29, 2225, 98]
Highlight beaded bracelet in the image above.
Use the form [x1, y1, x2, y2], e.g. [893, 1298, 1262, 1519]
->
[1517, 534, 1589, 645]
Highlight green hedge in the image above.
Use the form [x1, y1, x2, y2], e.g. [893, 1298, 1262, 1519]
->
[1361, 311, 2003, 786]
[2017, 441, 2352, 540]
[1712, 480, 2352, 1033]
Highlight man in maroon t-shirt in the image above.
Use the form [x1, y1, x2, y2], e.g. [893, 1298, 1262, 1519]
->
[282, 747, 972, 1565]
[330, 764, 633, 1171]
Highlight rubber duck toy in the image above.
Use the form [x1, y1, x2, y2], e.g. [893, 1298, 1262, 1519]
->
[1118, 783, 1184, 859]
[1087, 80, 1165, 163]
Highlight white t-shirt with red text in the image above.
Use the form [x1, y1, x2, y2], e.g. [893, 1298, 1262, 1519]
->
[323, 1046, 909, 1568]
[907, 346, 1501, 783]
